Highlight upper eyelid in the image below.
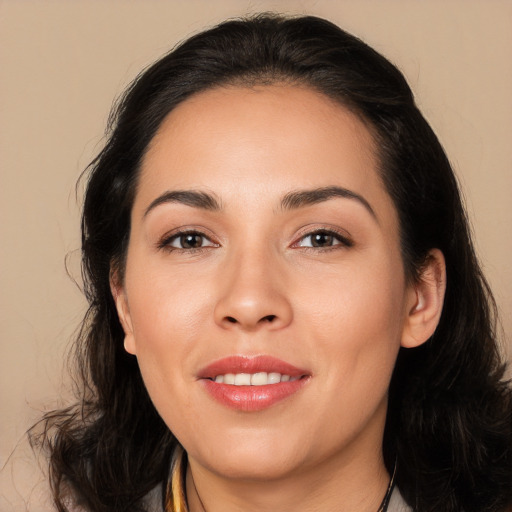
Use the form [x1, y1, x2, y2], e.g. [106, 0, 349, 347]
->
[160, 227, 216, 240]
[292, 225, 353, 244]
[155, 224, 352, 248]
[157, 228, 219, 249]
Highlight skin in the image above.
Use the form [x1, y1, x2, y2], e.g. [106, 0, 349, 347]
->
[113, 85, 445, 512]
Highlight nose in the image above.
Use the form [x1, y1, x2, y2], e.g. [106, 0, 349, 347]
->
[213, 249, 293, 332]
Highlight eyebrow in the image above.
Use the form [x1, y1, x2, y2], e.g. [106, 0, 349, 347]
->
[144, 190, 222, 218]
[280, 186, 377, 220]
[143, 185, 376, 221]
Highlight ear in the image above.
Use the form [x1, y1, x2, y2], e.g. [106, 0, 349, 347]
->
[401, 249, 446, 348]
[110, 272, 137, 355]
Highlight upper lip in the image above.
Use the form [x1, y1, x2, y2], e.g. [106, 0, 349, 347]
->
[197, 355, 309, 380]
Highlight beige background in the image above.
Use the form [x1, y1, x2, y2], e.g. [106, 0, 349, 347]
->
[1, 1, 511, 509]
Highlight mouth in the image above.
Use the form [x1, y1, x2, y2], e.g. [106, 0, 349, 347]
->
[198, 355, 310, 412]
[210, 372, 301, 385]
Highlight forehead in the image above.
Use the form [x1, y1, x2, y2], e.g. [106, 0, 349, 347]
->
[137, 85, 395, 222]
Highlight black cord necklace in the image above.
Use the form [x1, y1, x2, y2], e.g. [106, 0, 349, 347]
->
[377, 461, 397, 512]
[190, 460, 398, 512]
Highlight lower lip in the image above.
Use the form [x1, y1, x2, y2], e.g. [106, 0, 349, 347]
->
[201, 378, 309, 412]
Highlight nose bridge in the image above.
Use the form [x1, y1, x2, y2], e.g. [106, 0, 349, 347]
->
[214, 241, 292, 331]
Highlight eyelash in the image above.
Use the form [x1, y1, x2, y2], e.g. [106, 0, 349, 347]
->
[293, 229, 353, 251]
[157, 228, 353, 253]
[157, 229, 218, 253]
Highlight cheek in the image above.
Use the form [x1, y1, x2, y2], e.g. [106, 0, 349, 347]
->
[127, 260, 211, 344]
[300, 253, 405, 334]
[123, 263, 214, 409]
[299, 257, 406, 385]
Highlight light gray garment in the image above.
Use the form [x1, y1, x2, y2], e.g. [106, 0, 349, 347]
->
[388, 487, 413, 512]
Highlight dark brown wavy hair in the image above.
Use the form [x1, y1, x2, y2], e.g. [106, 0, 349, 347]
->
[33, 13, 512, 512]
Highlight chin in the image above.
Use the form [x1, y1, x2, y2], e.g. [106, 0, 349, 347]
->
[206, 455, 303, 481]
[189, 434, 309, 481]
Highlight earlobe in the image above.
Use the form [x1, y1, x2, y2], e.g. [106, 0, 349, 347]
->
[110, 273, 137, 355]
[401, 249, 446, 349]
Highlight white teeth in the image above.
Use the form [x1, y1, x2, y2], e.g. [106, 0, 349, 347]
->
[234, 373, 251, 386]
[223, 373, 235, 385]
[251, 372, 268, 385]
[212, 372, 299, 385]
[267, 372, 281, 384]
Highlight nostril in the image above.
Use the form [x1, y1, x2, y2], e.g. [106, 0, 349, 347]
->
[223, 314, 278, 325]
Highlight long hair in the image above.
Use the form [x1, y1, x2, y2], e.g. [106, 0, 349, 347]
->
[33, 14, 512, 512]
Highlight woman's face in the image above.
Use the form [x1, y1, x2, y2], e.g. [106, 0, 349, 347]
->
[115, 85, 418, 481]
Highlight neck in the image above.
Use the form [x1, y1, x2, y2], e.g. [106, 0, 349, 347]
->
[185, 448, 391, 512]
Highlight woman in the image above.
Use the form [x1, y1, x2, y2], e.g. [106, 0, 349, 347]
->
[35, 14, 512, 512]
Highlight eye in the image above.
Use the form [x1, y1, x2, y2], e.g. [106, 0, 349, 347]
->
[296, 230, 352, 249]
[160, 231, 217, 251]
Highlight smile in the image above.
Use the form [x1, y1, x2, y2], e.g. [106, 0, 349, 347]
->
[212, 372, 301, 385]
[199, 356, 311, 411]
